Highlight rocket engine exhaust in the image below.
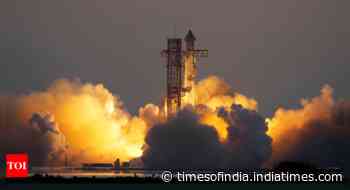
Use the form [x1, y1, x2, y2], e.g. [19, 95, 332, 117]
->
[0, 30, 349, 172]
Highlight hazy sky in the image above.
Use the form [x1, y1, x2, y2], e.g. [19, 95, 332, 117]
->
[1, 0, 349, 116]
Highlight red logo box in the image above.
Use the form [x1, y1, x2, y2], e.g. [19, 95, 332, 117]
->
[6, 154, 29, 178]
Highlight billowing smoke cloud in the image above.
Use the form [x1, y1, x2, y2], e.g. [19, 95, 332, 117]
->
[142, 108, 224, 169]
[0, 75, 267, 168]
[219, 105, 272, 169]
[0, 79, 160, 165]
[194, 75, 258, 111]
[267, 85, 350, 172]
[142, 104, 272, 169]
[2, 74, 349, 172]
[0, 112, 67, 166]
[193, 75, 259, 142]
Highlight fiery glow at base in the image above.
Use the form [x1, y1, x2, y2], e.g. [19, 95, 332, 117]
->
[199, 112, 229, 142]
[191, 75, 258, 141]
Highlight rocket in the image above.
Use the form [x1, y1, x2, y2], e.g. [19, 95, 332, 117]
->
[161, 30, 208, 116]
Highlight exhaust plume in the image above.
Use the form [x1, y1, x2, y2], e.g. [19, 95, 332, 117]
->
[142, 104, 271, 169]
[0, 79, 159, 165]
[267, 85, 350, 172]
[2, 74, 348, 171]
[0, 75, 262, 166]
[194, 75, 258, 111]
[193, 75, 258, 141]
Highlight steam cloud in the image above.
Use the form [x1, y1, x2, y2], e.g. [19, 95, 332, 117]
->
[0, 111, 66, 166]
[267, 85, 350, 172]
[142, 108, 225, 169]
[0, 79, 159, 165]
[0, 76, 349, 172]
[142, 104, 272, 169]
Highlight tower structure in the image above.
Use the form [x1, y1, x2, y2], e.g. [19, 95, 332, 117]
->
[161, 30, 208, 116]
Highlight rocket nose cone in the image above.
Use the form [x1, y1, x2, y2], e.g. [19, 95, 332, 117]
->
[185, 30, 196, 41]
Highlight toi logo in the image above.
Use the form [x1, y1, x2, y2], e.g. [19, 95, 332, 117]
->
[6, 154, 29, 178]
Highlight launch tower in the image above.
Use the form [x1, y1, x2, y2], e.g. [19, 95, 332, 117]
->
[161, 30, 208, 116]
